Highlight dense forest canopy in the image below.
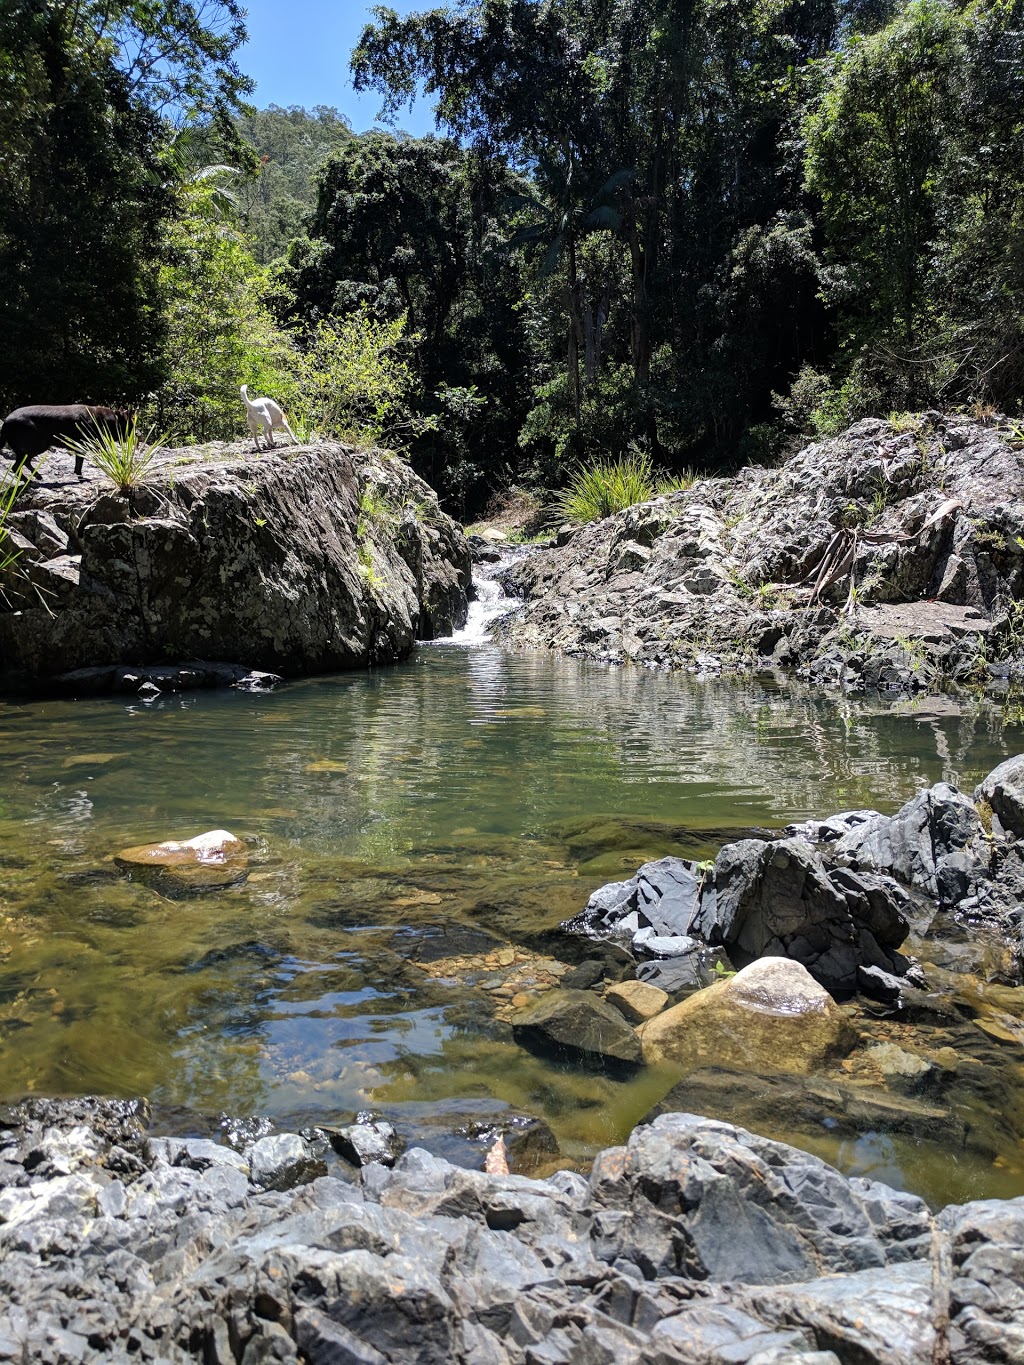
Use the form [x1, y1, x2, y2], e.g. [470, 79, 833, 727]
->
[0, 0, 1021, 513]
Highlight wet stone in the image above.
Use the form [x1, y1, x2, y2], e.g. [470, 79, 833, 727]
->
[639, 957, 856, 1076]
[604, 980, 670, 1023]
[512, 988, 644, 1076]
[247, 1134, 327, 1191]
[328, 1118, 404, 1169]
[114, 829, 249, 896]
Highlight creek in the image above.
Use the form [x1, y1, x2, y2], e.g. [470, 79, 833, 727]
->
[1, 583, 1022, 1206]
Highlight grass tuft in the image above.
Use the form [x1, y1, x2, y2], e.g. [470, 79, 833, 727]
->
[66, 415, 165, 494]
[555, 451, 699, 525]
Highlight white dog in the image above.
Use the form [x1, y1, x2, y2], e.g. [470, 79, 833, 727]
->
[240, 384, 298, 449]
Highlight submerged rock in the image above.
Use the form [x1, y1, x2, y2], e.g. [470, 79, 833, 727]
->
[511, 988, 644, 1075]
[638, 957, 857, 1075]
[114, 828, 248, 895]
[646, 1065, 971, 1154]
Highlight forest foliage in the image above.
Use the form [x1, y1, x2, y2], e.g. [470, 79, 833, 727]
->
[0, 0, 1022, 515]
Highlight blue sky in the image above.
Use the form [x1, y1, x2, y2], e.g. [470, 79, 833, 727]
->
[238, 0, 438, 136]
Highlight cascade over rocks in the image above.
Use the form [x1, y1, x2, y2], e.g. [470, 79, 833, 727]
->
[0, 441, 471, 689]
[496, 415, 1024, 689]
[1, 1096, 1021, 1363]
[568, 758, 1024, 999]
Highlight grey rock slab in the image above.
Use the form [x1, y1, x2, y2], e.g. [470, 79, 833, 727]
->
[741, 1261, 936, 1365]
[976, 754, 1024, 838]
[940, 1196, 1024, 1365]
[589, 1114, 931, 1284]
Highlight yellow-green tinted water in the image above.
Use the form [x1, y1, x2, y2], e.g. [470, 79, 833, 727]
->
[1, 645, 1021, 1204]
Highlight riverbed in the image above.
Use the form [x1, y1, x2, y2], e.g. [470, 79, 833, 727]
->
[1, 633, 1021, 1204]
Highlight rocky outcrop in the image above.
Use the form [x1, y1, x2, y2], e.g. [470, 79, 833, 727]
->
[0, 441, 471, 688]
[1, 1096, 1021, 1363]
[497, 414, 1024, 690]
[569, 759, 1024, 998]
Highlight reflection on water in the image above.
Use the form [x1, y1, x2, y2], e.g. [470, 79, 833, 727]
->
[0, 645, 1021, 1204]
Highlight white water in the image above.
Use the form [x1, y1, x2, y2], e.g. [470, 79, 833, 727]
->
[448, 566, 518, 645]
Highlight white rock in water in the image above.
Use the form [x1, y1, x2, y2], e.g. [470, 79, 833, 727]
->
[114, 829, 249, 895]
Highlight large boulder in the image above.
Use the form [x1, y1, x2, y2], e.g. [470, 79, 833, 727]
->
[638, 957, 857, 1075]
[702, 837, 911, 992]
[495, 415, 1024, 686]
[569, 841, 912, 996]
[511, 988, 643, 1075]
[0, 442, 471, 684]
[976, 755, 1024, 838]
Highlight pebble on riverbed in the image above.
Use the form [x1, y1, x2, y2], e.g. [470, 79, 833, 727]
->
[410, 946, 571, 1019]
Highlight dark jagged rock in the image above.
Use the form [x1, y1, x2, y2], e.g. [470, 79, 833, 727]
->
[705, 839, 911, 990]
[569, 759, 1024, 997]
[568, 844, 912, 997]
[495, 415, 1024, 689]
[328, 1117, 404, 1169]
[510, 988, 644, 1075]
[827, 783, 986, 904]
[1, 1097, 1022, 1362]
[0, 441, 470, 688]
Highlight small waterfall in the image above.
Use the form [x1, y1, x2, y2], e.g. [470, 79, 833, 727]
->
[449, 561, 518, 645]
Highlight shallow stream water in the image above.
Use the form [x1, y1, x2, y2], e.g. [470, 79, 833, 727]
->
[2, 624, 1023, 1205]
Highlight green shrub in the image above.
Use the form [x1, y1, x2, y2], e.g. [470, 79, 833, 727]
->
[0, 467, 29, 602]
[290, 310, 430, 447]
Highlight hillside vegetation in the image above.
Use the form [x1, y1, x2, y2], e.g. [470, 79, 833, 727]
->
[0, 0, 1021, 516]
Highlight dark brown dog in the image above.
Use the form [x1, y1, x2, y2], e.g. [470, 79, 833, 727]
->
[0, 405, 130, 479]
